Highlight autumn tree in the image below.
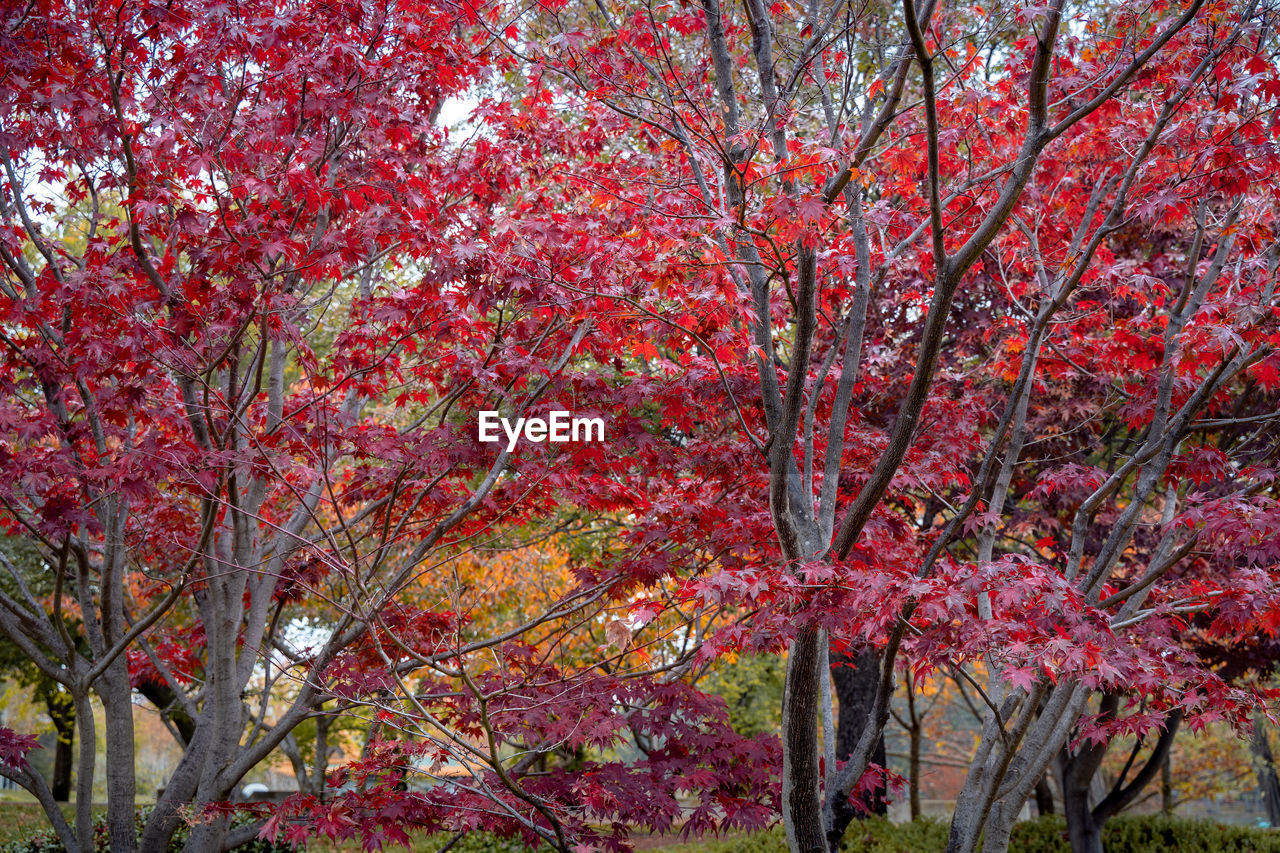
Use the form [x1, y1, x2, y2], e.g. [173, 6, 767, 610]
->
[512, 0, 1280, 850]
[0, 1, 780, 850]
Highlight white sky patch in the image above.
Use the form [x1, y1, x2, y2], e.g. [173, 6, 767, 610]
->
[437, 95, 480, 132]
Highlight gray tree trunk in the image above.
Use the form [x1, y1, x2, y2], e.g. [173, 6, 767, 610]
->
[1251, 717, 1280, 826]
[141, 721, 211, 852]
[100, 658, 139, 853]
[782, 626, 828, 853]
[184, 569, 250, 853]
[946, 682, 1089, 853]
[71, 687, 96, 853]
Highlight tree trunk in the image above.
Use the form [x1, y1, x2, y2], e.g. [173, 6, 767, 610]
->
[140, 717, 211, 852]
[1160, 753, 1173, 814]
[909, 720, 921, 820]
[1251, 717, 1280, 826]
[71, 685, 96, 853]
[99, 657, 140, 853]
[41, 686, 75, 803]
[946, 682, 1090, 853]
[1062, 766, 1103, 853]
[280, 730, 317, 796]
[1061, 707, 1180, 853]
[312, 709, 331, 800]
[901, 666, 922, 821]
[184, 572, 248, 853]
[946, 785, 986, 853]
[1034, 775, 1055, 816]
[827, 648, 887, 848]
[51, 729, 73, 804]
[1057, 693, 1116, 853]
[782, 625, 826, 853]
[981, 798, 1024, 853]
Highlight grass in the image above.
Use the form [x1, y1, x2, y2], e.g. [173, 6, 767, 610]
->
[0, 803, 80, 846]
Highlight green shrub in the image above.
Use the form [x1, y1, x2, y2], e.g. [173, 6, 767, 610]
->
[1007, 814, 1068, 853]
[840, 817, 949, 852]
[655, 825, 786, 853]
[714, 826, 786, 853]
[1100, 814, 1280, 852]
[20, 812, 1272, 852]
[641, 815, 1280, 853]
[1002, 813, 1280, 853]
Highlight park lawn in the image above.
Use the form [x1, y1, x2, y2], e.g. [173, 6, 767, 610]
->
[0, 803, 80, 846]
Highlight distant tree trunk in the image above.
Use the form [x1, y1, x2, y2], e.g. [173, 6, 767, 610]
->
[36, 683, 76, 803]
[828, 648, 887, 846]
[1161, 753, 1173, 815]
[1061, 702, 1181, 853]
[280, 733, 311, 796]
[897, 666, 923, 820]
[908, 714, 921, 820]
[48, 695, 74, 803]
[138, 680, 196, 746]
[1061, 740, 1106, 853]
[1250, 717, 1280, 826]
[312, 709, 331, 801]
[280, 707, 332, 799]
[1034, 775, 1055, 816]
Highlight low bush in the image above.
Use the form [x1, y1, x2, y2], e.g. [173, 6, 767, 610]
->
[644, 814, 1280, 853]
[1095, 814, 1280, 852]
[1008, 814, 1280, 852]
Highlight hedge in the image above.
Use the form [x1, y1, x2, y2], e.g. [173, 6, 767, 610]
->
[647, 814, 1280, 853]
